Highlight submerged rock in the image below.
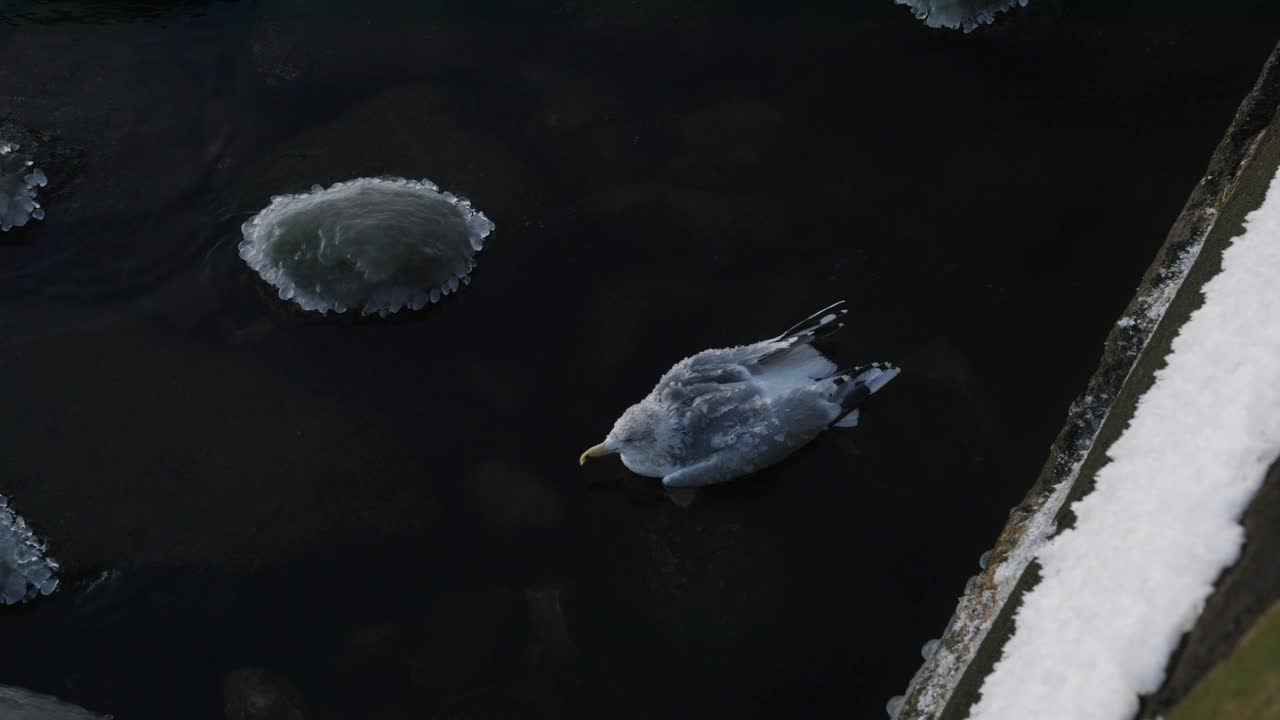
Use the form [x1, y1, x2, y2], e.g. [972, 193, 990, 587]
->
[223, 668, 305, 720]
[325, 622, 406, 696]
[238, 177, 494, 316]
[404, 586, 515, 705]
[674, 98, 783, 176]
[896, 0, 1029, 31]
[567, 494, 912, 717]
[0, 139, 47, 232]
[524, 585, 575, 664]
[461, 462, 563, 547]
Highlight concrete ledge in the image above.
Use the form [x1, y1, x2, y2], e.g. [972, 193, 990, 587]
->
[896, 40, 1280, 720]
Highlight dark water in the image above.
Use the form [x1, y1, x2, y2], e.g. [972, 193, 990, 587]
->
[0, 1, 1276, 718]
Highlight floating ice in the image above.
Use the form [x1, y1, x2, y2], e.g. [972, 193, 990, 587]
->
[0, 141, 48, 232]
[0, 684, 109, 719]
[0, 494, 60, 604]
[238, 177, 494, 317]
[896, 0, 1029, 32]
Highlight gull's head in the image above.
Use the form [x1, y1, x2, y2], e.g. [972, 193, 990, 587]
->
[579, 402, 675, 476]
[578, 437, 619, 465]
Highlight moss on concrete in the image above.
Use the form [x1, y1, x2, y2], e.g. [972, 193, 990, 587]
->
[1139, 457, 1280, 717]
[1166, 601, 1280, 720]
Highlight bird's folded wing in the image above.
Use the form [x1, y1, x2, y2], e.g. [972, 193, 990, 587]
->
[651, 342, 786, 403]
[662, 452, 739, 488]
[656, 364, 757, 409]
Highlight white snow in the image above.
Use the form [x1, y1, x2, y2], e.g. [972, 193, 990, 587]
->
[0, 494, 60, 604]
[967, 164, 1280, 719]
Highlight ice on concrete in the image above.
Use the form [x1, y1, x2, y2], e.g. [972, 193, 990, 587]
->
[0, 140, 47, 232]
[238, 176, 494, 317]
[968, 164, 1280, 719]
[890, 194, 1216, 720]
[895, 0, 1029, 32]
[0, 494, 60, 604]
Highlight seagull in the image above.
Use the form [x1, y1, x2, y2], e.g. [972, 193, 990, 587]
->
[579, 301, 899, 489]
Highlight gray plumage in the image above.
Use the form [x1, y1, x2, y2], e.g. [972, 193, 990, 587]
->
[580, 301, 899, 488]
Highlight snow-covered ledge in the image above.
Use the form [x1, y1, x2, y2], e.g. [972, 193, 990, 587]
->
[891, 41, 1280, 720]
[967, 144, 1280, 720]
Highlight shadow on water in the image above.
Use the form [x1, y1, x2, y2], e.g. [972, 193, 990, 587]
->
[1, 1, 1278, 718]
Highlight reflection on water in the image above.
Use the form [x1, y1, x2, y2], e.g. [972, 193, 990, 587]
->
[0, 2, 1276, 718]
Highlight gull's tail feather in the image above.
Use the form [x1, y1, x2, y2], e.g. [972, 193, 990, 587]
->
[773, 300, 847, 345]
[831, 362, 900, 427]
[848, 363, 900, 393]
[833, 408, 861, 428]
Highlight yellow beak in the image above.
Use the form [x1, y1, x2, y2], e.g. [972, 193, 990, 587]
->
[579, 441, 613, 466]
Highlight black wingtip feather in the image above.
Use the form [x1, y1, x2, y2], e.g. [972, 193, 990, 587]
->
[831, 362, 901, 417]
[775, 300, 847, 343]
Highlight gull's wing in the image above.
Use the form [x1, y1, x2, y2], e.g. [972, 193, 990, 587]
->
[666, 300, 849, 390]
[640, 302, 855, 484]
[771, 299, 847, 343]
[649, 341, 847, 480]
[650, 342, 776, 410]
[652, 336, 840, 410]
[662, 384, 842, 488]
[653, 300, 849, 406]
